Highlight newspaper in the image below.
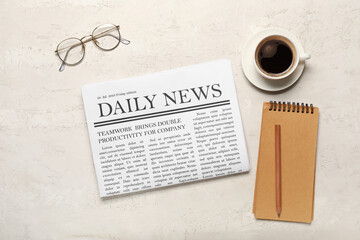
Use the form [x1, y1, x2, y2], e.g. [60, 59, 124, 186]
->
[82, 59, 249, 197]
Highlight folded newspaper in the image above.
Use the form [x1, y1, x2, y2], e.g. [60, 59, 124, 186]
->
[82, 59, 249, 197]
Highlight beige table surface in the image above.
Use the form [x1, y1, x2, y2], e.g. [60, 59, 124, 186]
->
[1, 0, 360, 239]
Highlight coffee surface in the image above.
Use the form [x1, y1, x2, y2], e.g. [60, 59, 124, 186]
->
[258, 40, 293, 74]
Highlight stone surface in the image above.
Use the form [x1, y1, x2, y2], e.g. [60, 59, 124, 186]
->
[1, 0, 360, 239]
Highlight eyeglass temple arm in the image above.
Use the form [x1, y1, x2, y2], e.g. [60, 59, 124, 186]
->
[93, 33, 130, 45]
[90, 25, 130, 44]
[58, 43, 84, 72]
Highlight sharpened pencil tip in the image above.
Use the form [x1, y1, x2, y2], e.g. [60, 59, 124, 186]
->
[278, 213, 280, 217]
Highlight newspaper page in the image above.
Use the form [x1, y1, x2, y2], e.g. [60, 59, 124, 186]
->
[82, 59, 249, 197]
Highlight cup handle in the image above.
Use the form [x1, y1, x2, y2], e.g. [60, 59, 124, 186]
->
[300, 53, 311, 61]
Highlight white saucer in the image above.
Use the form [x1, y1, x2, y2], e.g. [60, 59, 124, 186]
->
[241, 28, 306, 92]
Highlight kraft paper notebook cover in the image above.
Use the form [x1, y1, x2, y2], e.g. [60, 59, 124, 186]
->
[253, 101, 319, 223]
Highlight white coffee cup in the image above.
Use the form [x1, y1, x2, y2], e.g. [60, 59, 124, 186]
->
[254, 35, 310, 80]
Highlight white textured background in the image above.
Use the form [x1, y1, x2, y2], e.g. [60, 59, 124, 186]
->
[1, 0, 360, 239]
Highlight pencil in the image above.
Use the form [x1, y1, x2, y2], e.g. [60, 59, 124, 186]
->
[275, 125, 282, 217]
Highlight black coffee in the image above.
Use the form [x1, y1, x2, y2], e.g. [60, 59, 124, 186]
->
[257, 39, 293, 74]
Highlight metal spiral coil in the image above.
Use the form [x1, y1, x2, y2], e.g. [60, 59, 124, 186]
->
[269, 101, 314, 114]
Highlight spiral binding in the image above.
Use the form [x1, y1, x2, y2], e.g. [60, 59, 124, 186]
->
[269, 101, 314, 114]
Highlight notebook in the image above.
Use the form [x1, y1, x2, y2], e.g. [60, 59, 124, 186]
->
[253, 101, 319, 223]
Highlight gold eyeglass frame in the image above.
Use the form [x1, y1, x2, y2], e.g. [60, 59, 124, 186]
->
[55, 23, 130, 72]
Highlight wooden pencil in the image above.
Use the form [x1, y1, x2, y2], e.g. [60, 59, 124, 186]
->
[275, 125, 282, 217]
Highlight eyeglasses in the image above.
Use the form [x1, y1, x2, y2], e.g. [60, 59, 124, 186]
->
[55, 23, 130, 72]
